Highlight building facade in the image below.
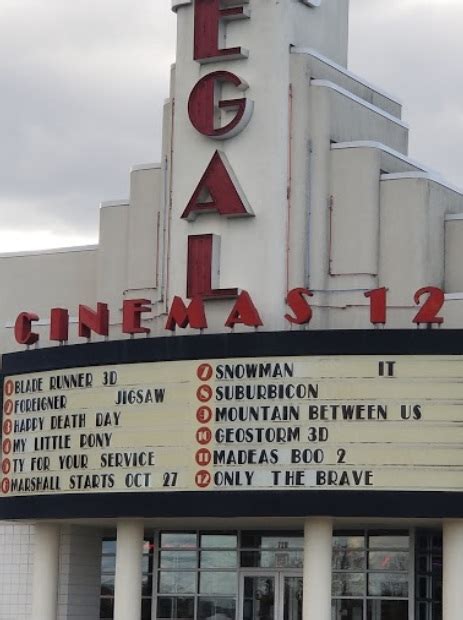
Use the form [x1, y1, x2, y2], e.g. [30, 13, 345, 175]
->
[1, 1, 463, 619]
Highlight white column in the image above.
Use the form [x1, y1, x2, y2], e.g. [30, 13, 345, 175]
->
[31, 523, 60, 620]
[303, 518, 333, 620]
[443, 520, 463, 620]
[114, 520, 144, 620]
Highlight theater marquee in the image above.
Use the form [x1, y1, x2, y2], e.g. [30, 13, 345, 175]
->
[1, 330, 463, 519]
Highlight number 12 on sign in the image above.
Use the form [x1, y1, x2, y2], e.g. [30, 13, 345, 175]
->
[364, 287, 445, 326]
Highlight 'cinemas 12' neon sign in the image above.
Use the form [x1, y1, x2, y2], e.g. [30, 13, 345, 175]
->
[14, 286, 445, 347]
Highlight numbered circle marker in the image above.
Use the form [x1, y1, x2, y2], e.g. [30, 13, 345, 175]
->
[196, 427, 212, 445]
[2, 439, 12, 456]
[195, 470, 211, 488]
[197, 363, 213, 381]
[2, 420, 12, 435]
[196, 385, 213, 402]
[196, 406, 213, 424]
[195, 448, 212, 467]
[3, 380, 14, 396]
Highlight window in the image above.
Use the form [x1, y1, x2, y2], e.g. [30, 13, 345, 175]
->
[99, 528, 420, 620]
[332, 530, 410, 620]
[156, 532, 238, 620]
[100, 539, 116, 619]
[240, 532, 303, 569]
[99, 537, 155, 620]
[415, 531, 442, 620]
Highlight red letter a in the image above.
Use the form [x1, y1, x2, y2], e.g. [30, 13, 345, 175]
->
[181, 151, 253, 221]
[225, 291, 263, 328]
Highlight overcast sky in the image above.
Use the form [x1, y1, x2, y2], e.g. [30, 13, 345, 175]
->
[0, 0, 462, 253]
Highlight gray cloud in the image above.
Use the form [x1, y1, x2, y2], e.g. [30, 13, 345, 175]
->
[0, 0, 175, 247]
[1, 0, 463, 250]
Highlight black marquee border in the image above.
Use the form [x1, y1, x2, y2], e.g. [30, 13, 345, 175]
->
[1, 329, 463, 520]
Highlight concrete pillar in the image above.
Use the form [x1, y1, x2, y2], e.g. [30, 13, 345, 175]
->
[443, 520, 463, 620]
[303, 518, 332, 620]
[31, 523, 60, 620]
[114, 520, 144, 620]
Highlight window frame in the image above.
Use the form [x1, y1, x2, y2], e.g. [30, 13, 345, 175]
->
[331, 528, 415, 620]
[99, 528, 420, 620]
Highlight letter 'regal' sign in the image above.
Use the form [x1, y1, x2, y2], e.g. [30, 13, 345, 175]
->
[181, 0, 323, 299]
[183, 0, 255, 298]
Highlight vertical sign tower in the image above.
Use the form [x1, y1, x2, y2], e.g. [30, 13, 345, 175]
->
[168, 0, 349, 330]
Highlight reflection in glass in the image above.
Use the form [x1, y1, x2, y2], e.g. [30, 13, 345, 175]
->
[241, 551, 302, 569]
[368, 535, 409, 549]
[333, 536, 364, 551]
[100, 574, 115, 597]
[332, 573, 365, 597]
[415, 529, 442, 618]
[161, 551, 197, 569]
[368, 573, 408, 598]
[433, 602, 442, 620]
[141, 597, 152, 620]
[416, 601, 427, 620]
[417, 554, 428, 573]
[201, 551, 237, 569]
[433, 571, 443, 601]
[332, 549, 365, 571]
[102, 540, 117, 555]
[142, 554, 150, 573]
[368, 551, 409, 571]
[200, 534, 237, 549]
[243, 577, 275, 620]
[161, 533, 197, 549]
[331, 599, 363, 620]
[284, 577, 302, 620]
[418, 575, 428, 599]
[101, 554, 116, 574]
[198, 597, 236, 620]
[142, 574, 153, 597]
[100, 597, 114, 619]
[159, 571, 196, 594]
[366, 598, 408, 619]
[241, 533, 303, 549]
[200, 572, 238, 595]
[157, 596, 195, 619]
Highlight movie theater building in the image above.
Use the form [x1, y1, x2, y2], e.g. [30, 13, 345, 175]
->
[2, 1, 463, 619]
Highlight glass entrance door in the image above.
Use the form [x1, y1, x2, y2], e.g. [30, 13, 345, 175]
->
[240, 574, 302, 620]
[242, 576, 276, 620]
[282, 577, 302, 620]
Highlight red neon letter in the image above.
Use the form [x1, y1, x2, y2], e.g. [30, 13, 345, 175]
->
[14, 312, 39, 346]
[413, 287, 444, 325]
[182, 151, 252, 221]
[194, 0, 249, 63]
[50, 308, 69, 342]
[225, 291, 263, 328]
[122, 299, 151, 335]
[364, 287, 388, 325]
[285, 288, 313, 325]
[165, 296, 208, 331]
[188, 71, 253, 139]
[78, 303, 109, 338]
[187, 235, 238, 299]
